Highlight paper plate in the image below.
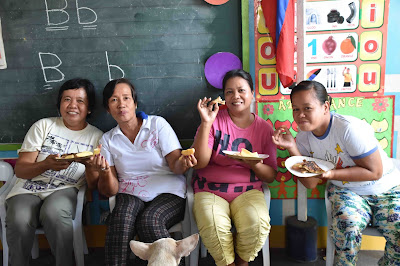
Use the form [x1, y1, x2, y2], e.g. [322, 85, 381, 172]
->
[204, 0, 230, 5]
[285, 156, 335, 177]
[204, 52, 242, 89]
[222, 150, 269, 161]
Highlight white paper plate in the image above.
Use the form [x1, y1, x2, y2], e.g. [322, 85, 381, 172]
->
[285, 156, 335, 177]
[222, 150, 269, 160]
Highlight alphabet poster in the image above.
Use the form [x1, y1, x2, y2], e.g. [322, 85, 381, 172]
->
[0, 19, 7, 69]
[255, 0, 389, 99]
[250, 0, 393, 199]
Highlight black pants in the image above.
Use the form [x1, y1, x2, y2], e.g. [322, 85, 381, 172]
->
[105, 193, 185, 266]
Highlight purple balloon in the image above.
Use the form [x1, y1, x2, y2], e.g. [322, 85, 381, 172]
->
[204, 52, 242, 89]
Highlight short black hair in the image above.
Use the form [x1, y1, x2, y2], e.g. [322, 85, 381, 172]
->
[222, 69, 254, 93]
[102, 78, 138, 110]
[290, 80, 332, 106]
[56, 78, 96, 117]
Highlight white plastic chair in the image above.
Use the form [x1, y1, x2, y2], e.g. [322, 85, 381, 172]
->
[0, 162, 88, 266]
[108, 169, 192, 265]
[325, 181, 383, 266]
[186, 167, 271, 266]
[0, 160, 14, 266]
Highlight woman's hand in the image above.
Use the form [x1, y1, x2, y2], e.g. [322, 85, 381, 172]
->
[319, 170, 334, 180]
[272, 126, 296, 150]
[92, 154, 111, 174]
[44, 154, 72, 171]
[180, 154, 198, 169]
[197, 97, 219, 124]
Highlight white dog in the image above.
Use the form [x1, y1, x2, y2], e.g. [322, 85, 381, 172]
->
[130, 234, 199, 266]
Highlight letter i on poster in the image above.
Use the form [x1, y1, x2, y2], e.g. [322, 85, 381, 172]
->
[0, 18, 7, 69]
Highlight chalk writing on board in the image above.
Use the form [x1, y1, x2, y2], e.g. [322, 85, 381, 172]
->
[38, 52, 65, 85]
[44, 0, 97, 31]
[38, 51, 125, 87]
[106, 51, 125, 80]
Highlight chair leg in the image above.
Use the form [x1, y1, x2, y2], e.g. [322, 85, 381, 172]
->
[73, 224, 85, 266]
[31, 236, 40, 259]
[200, 240, 207, 258]
[262, 236, 270, 266]
[2, 220, 8, 266]
[189, 237, 200, 266]
[326, 230, 335, 266]
[82, 228, 88, 255]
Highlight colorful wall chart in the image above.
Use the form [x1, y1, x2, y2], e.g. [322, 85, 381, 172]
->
[252, 0, 392, 200]
[255, 0, 389, 99]
[258, 96, 394, 199]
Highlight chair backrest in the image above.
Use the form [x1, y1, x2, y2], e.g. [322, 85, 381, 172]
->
[0, 160, 14, 182]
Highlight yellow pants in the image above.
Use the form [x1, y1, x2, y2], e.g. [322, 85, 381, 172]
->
[193, 189, 270, 266]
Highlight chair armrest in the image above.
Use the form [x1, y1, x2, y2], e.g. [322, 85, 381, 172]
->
[109, 195, 116, 213]
[262, 182, 271, 209]
[0, 175, 17, 202]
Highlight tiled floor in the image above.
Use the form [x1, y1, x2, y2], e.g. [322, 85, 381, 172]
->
[4, 247, 383, 265]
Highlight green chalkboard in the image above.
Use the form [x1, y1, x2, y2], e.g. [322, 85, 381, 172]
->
[0, 0, 241, 143]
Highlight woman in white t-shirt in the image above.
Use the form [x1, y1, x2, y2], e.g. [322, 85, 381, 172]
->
[272, 80, 400, 265]
[6, 78, 103, 266]
[91, 78, 196, 266]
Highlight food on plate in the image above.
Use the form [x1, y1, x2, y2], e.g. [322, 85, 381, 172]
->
[210, 96, 225, 105]
[76, 151, 94, 157]
[59, 149, 99, 160]
[179, 148, 195, 160]
[291, 159, 325, 174]
[239, 148, 259, 158]
[60, 153, 75, 159]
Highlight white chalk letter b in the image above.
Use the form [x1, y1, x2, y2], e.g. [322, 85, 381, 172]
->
[38, 52, 65, 83]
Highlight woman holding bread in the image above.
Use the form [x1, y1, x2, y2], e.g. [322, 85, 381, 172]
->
[91, 78, 196, 266]
[5, 78, 103, 266]
[192, 69, 277, 266]
[272, 80, 400, 265]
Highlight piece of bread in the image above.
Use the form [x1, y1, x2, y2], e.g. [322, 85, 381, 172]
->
[181, 148, 195, 156]
[179, 148, 195, 160]
[211, 96, 225, 105]
[61, 154, 75, 159]
[76, 151, 93, 157]
[239, 148, 259, 158]
[93, 148, 101, 155]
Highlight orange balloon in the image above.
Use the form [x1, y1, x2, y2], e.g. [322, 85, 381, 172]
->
[204, 0, 229, 5]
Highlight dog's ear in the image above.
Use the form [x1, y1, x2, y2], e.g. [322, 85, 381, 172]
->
[130, 240, 152, 261]
[176, 234, 199, 258]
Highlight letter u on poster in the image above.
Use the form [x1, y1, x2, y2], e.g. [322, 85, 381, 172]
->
[0, 19, 7, 69]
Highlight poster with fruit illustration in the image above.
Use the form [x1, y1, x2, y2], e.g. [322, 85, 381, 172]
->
[255, 0, 389, 99]
[0, 19, 6, 69]
[257, 96, 394, 199]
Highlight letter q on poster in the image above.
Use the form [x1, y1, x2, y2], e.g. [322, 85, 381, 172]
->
[0, 18, 7, 69]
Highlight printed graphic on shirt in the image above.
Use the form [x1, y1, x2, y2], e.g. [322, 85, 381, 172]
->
[21, 133, 92, 193]
[140, 130, 158, 149]
[119, 175, 149, 195]
[213, 130, 254, 155]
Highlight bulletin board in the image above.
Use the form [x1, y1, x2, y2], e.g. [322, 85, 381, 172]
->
[255, 0, 389, 100]
[248, 0, 392, 199]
